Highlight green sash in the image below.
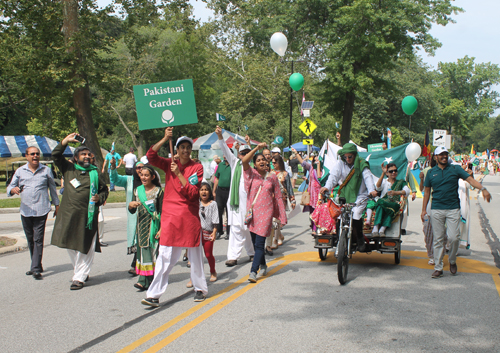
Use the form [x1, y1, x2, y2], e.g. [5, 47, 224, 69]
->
[137, 185, 160, 246]
[74, 163, 98, 229]
[230, 161, 242, 212]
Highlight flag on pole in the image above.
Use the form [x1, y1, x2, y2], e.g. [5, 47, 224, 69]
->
[300, 92, 305, 116]
[216, 113, 226, 121]
[422, 130, 431, 157]
[244, 125, 249, 131]
[335, 122, 339, 129]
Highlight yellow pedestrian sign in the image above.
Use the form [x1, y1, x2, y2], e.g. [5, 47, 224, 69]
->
[299, 118, 317, 136]
[303, 138, 314, 145]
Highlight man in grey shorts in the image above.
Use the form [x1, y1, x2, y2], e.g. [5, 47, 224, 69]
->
[421, 146, 491, 278]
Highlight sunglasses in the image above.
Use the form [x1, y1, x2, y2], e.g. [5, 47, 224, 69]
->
[344, 155, 355, 159]
[29, 152, 40, 156]
[387, 169, 398, 173]
[136, 166, 143, 169]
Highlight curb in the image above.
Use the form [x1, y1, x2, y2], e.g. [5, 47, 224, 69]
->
[0, 234, 27, 255]
[0, 202, 127, 214]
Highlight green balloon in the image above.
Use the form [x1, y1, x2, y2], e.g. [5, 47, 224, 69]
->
[289, 73, 304, 91]
[401, 96, 418, 115]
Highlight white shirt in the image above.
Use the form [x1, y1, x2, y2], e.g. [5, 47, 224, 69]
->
[209, 160, 218, 176]
[140, 156, 148, 164]
[376, 179, 410, 198]
[219, 139, 248, 228]
[324, 160, 376, 220]
[123, 153, 138, 168]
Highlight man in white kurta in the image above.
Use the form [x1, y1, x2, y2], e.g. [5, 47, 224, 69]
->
[321, 144, 377, 252]
[216, 128, 254, 266]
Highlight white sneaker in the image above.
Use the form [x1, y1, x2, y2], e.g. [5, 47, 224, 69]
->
[428, 259, 435, 265]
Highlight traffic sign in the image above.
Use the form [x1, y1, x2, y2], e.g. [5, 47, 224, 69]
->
[299, 118, 317, 136]
[303, 139, 314, 145]
[433, 129, 447, 147]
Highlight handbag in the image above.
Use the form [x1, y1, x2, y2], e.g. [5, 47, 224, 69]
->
[300, 190, 310, 206]
[244, 185, 262, 225]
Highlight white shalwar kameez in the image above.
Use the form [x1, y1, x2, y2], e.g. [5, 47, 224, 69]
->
[67, 234, 97, 283]
[324, 160, 376, 220]
[218, 140, 255, 260]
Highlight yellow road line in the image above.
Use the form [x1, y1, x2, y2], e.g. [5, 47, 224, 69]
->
[144, 261, 290, 353]
[118, 258, 284, 353]
[118, 250, 500, 352]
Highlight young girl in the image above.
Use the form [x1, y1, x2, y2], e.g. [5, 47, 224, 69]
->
[128, 165, 163, 291]
[187, 182, 219, 286]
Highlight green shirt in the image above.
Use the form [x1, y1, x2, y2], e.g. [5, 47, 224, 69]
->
[215, 161, 231, 188]
[424, 164, 471, 210]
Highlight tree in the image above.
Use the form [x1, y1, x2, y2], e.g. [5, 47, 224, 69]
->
[436, 56, 500, 149]
[205, 0, 462, 144]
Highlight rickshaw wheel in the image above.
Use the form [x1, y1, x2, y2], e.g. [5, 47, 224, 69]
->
[337, 229, 349, 285]
[395, 242, 401, 264]
[318, 248, 328, 261]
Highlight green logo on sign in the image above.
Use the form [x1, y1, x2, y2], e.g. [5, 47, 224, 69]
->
[133, 79, 198, 131]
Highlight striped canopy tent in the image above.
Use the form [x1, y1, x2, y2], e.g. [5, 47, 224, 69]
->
[0, 135, 75, 158]
[192, 129, 260, 150]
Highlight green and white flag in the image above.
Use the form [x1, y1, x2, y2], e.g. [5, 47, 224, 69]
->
[188, 173, 199, 185]
[216, 113, 226, 121]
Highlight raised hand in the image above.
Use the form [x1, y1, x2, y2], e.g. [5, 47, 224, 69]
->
[62, 133, 79, 145]
[171, 161, 180, 176]
[164, 127, 173, 141]
[215, 125, 223, 139]
[257, 142, 267, 150]
[245, 135, 250, 145]
[381, 162, 387, 174]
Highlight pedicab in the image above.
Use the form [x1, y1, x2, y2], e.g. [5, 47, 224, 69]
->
[312, 192, 407, 284]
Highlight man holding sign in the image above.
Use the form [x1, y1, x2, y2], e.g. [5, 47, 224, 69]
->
[141, 127, 208, 307]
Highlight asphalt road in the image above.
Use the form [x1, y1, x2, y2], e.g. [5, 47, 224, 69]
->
[1, 176, 499, 353]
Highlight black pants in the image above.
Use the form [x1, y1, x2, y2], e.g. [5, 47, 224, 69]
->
[21, 214, 48, 272]
[125, 168, 134, 175]
[216, 187, 230, 235]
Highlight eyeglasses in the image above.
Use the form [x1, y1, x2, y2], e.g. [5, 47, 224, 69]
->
[272, 161, 278, 164]
[344, 155, 354, 159]
[387, 170, 398, 173]
[29, 152, 40, 156]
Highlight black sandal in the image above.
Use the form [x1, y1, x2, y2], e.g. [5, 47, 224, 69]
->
[134, 283, 146, 291]
[70, 281, 84, 290]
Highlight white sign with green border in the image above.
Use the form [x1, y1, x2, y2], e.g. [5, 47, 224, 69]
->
[133, 79, 198, 130]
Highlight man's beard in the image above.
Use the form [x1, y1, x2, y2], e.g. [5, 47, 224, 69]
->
[78, 160, 90, 168]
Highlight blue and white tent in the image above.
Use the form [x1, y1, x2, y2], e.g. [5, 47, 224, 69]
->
[0, 135, 75, 158]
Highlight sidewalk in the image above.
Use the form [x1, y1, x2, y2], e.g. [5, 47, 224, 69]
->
[0, 202, 126, 255]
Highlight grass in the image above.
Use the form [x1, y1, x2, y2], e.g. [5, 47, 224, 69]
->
[0, 189, 126, 208]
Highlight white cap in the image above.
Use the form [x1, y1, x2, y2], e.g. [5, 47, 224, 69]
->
[434, 146, 449, 155]
[271, 147, 281, 153]
[239, 145, 251, 152]
[212, 155, 219, 160]
[176, 136, 193, 148]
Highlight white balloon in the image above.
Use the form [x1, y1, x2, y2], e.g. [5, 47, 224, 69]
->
[405, 142, 422, 162]
[270, 32, 288, 57]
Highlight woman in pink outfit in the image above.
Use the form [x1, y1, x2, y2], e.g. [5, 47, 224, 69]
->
[242, 142, 287, 283]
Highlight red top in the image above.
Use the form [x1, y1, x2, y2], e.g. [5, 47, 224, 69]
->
[147, 148, 203, 247]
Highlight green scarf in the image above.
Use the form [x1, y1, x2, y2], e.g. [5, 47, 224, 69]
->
[384, 179, 407, 203]
[230, 160, 242, 212]
[74, 163, 99, 229]
[137, 185, 161, 246]
[338, 143, 370, 203]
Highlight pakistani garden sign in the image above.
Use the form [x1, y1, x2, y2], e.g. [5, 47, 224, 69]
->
[133, 79, 198, 130]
